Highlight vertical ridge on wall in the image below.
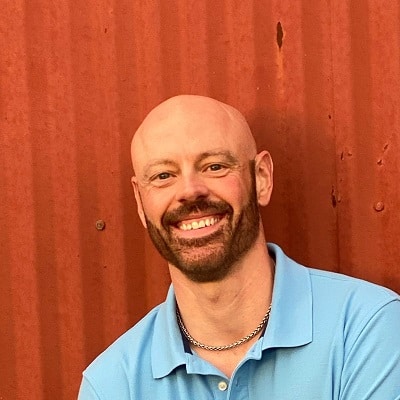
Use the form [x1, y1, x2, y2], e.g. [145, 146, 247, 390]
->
[69, 0, 107, 375]
[180, 1, 209, 93]
[24, 1, 72, 395]
[1, 1, 400, 399]
[300, 1, 338, 268]
[1, 0, 43, 397]
[112, 0, 148, 329]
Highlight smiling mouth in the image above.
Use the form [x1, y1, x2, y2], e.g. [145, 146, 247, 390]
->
[177, 216, 221, 231]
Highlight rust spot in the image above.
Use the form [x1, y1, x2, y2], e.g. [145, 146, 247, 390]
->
[341, 149, 353, 159]
[277, 22, 283, 50]
[331, 186, 337, 207]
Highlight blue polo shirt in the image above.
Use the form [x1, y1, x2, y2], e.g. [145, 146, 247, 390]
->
[79, 243, 400, 399]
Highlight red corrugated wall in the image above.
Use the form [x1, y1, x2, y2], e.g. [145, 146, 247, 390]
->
[1, 1, 399, 398]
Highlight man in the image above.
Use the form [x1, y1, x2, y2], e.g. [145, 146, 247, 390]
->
[79, 95, 400, 399]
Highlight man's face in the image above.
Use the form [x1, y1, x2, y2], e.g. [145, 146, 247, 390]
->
[131, 97, 265, 282]
[144, 163, 260, 282]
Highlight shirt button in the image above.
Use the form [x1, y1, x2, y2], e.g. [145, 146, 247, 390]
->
[218, 381, 228, 391]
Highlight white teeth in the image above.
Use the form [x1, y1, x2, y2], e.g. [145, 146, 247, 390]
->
[179, 217, 219, 231]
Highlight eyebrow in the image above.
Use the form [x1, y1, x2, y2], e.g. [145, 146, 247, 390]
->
[195, 150, 239, 164]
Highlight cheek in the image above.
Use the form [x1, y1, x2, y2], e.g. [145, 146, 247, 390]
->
[208, 175, 250, 207]
[140, 188, 173, 222]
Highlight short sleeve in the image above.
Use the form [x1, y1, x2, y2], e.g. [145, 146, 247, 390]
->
[340, 299, 400, 400]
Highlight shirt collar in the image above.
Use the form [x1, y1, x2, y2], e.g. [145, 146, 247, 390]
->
[151, 286, 187, 378]
[262, 243, 313, 349]
[151, 243, 313, 378]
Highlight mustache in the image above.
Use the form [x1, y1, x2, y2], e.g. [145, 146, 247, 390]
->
[162, 199, 232, 227]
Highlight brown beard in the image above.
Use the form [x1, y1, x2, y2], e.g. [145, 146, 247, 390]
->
[144, 163, 260, 282]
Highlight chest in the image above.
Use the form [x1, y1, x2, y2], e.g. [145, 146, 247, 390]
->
[139, 347, 339, 400]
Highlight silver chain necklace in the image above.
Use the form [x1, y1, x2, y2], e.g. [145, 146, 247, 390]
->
[176, 304, 272, 351]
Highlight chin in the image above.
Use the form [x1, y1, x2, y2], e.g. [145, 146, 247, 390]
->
[173, 249, 239, 283]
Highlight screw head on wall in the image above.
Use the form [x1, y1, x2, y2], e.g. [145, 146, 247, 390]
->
[95, 220, 106, 230]
[373, 202, 385, 212]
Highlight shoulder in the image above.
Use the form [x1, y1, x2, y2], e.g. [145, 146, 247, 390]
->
[306, 266, 400, 351]
[270, 242, 400, 341]
[308, 266, 399, 310]
[270, 241, 399, 314]
[81, 305, 161, 398]
[87, 304, 160, 370]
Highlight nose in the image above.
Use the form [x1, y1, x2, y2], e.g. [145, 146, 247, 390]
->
[175, 173, 210, 202]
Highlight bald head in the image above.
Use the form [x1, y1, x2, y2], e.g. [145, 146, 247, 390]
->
[131, 95, 257, 175]
[129, 95, 273, 280]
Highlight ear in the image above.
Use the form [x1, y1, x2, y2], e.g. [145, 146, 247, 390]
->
[131, 176, 147, 228]
[254, 150, 273, 206]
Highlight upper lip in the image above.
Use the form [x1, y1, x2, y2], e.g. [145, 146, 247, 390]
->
[174, 212, 222, 224]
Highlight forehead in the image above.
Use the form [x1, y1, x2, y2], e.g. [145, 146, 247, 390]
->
[131, 99, 255, 172]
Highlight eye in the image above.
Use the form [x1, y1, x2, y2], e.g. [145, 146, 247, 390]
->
[156, 172, 171, 180]
[149, 171, 175, 187]
[203, 163, 229, 177]
[208, 164, 224, 171]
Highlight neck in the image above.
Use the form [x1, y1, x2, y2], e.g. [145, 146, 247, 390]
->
[170, 239, 274, 348]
